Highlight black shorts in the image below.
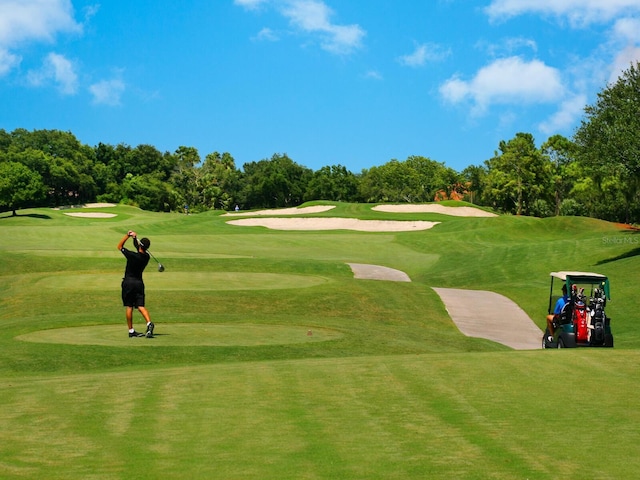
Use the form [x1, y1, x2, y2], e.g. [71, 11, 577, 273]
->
[121, 277, 145, 308]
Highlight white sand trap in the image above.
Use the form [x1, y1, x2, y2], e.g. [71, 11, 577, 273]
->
[64, 212, 117, 218]
[227, 217, 439, 232]
[348, 263, 411, 282]
[373, 204, 497, 217]
[223, 205, 336, 216]
[54, 202, 117, 210]
[83, 203, 117, 208]
[432, 288, 543, 350]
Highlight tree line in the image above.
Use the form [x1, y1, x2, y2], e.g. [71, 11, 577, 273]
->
[2, 62, 639, 223]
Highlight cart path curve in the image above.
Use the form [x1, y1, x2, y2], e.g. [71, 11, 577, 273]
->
[347, 263, 411, 282]
[432, 287, 543, 350]
[346, 264, 542, 350]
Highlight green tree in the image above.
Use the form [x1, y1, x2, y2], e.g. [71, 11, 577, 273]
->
[200, 152, 241, 210]
[241, 154, 312, 209]
[461, 164, 486, 205]
[0, 129, 11, 151]
[304, 164, 360, 202]
[121, 173, 177, 212]
[359, 156, 457, 203]
[483, 133, 550, 215]
[0, 162, 46, 215]
[541, 134, 578, 216]
[574, 61, 640, 223]
[7, 129, 98, 205]
[170, 146, 201, 210]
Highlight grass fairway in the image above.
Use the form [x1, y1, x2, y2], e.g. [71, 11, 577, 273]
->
[1, 202, 639, 479]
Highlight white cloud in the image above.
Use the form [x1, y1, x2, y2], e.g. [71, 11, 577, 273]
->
[90, 77, 125, 106]
[539, 93, 587, 134]
[253, 27, 279, 42]
[364, 70, 382, 80]
[612, 17, 640, 43]
[233, 0, 269, 10]
[27, 52, 78, 94]
[237, 0, 365, 55]
[479, 37, 538, 58]
[485, 0, 640, 26]
[0, 0, 81, 77]
[0, 0, 81, 46]
[398, 43, 450, 67]
[440, 57, 565, 114]
[608, 44, 640, 83]
[82, 4, 100, 23]
[0, 47, 20, 76]
[282, 0, 331, 30]
[280, 0, 365, 54]
[484, 1, 640, 96]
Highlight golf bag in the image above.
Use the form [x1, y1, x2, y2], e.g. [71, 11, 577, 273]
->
[589, 288, 607, 345]
[572, 287, 589, 343]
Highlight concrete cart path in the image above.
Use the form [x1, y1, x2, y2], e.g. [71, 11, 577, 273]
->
[432, 287, 543, 350]
[347, 263, 411, 282]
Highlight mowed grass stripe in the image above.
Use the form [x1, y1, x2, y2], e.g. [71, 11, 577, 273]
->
[33, 272, 332, 291]
[1, 351, 640, 479]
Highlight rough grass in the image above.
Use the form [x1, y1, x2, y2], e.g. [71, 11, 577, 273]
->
[0, 202, 639, 479]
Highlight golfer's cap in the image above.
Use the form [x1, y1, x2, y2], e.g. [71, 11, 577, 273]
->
[140, 238, 151, 251]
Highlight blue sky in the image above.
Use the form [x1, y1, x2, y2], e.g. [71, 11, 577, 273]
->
[1, 1, 640, 173]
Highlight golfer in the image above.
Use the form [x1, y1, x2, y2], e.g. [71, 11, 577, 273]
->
[546, 284, 569, 342]
[118, 231, 155, 338]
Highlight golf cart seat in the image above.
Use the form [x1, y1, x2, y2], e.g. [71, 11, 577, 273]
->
[556, 302, 572, 326]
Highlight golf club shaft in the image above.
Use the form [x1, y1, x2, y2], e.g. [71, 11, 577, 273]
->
[148, 250, 160, 264]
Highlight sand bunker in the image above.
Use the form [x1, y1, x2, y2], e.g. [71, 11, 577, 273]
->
[348, 263, 411, 282]
[372, 204, 497, 217]
[64, 212, 117, 218]
[227, 217, 439, 232]
[223, 205, 336, 216]
[83, 203, 117, 208]
[58, 203, 118, 218]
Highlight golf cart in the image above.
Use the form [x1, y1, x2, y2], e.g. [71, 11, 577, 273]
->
[543, 271, 614, 349]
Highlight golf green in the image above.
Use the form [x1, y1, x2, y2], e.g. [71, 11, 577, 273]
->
[16, 323, 344, 346]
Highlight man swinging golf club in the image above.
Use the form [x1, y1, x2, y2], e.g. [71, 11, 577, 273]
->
[118, 231, 155, 338]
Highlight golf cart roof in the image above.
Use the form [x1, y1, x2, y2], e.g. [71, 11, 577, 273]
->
[550, 271, 610, 299]
[550, 271, 608, 282]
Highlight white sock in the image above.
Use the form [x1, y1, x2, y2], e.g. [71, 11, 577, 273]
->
[129, 328, 135, 333]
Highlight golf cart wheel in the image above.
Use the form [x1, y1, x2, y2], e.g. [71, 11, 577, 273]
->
[557, 337, 565, 349]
